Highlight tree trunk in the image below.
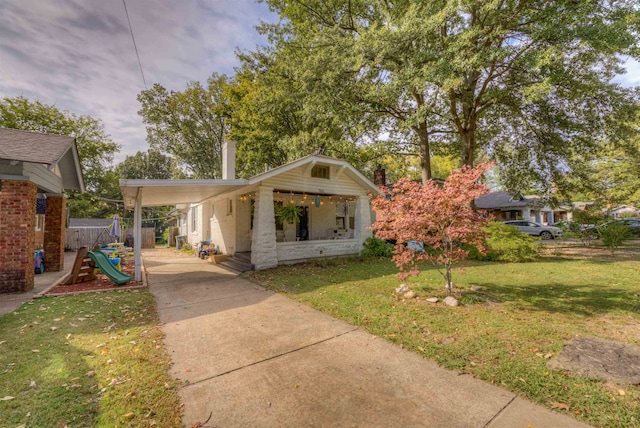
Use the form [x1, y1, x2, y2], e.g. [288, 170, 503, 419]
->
[417, 122, 432, 183]
[461, 129, 475, 167]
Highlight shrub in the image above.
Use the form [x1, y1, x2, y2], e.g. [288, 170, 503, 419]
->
[598, 222, 632, 252]
[361, 236, 394, 257]
[486, 222, 540, 262]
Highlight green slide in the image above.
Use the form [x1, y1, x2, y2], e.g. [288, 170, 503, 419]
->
[88, 250, 132, 286]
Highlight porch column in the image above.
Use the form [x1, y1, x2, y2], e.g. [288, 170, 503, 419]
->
[251, 186, 278, 270]
[44, 194, 66, 271]
[522, 207, 531, 221]
[134, 188, 142, 281]
[354, 195, 372, 245]
[0, 178, 37, 293]
[548, 210, 555, 224]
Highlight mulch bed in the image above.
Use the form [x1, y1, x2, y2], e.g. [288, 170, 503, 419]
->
[45, 258, 144, 296]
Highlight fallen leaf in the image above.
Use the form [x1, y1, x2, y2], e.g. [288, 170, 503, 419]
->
[544, 352, 554, 359]
[86, 371, 96, 377]
[0, 396, 15, 401]
[550, 401, 570, 411]
[29, 380, 37, 388]
[123, 412, 135, 419]
[50, 327, 58, 331]
[618, 389, 626, 396]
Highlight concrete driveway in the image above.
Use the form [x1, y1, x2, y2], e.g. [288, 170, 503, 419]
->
[143, 249, 590, 428]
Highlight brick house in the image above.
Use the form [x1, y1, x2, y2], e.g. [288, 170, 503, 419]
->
[0, 128, 84, 293]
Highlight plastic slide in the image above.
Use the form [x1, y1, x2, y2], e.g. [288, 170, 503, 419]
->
[88, 250, 132, 286]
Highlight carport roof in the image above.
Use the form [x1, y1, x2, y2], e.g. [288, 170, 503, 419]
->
[119, 154, 382, 209]
[119, 179, 249, 208]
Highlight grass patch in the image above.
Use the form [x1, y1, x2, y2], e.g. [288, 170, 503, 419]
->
[0, 290, 181, 427]
[249, 255, 640, 427]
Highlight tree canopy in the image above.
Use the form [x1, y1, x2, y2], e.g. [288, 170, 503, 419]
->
[137, 73, 231, 179]
[256, 0, 640, 193]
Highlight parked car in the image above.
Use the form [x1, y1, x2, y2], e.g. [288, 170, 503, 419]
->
[503, 220, 563, 239]
[596, 218, 640, 237]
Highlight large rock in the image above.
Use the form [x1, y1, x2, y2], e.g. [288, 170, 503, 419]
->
[443, 296, 458, 307]
[548, 337, 640, 385]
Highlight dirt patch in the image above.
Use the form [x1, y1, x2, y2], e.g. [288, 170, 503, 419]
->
[548, 337, 640, 385]
[46, 259, 144, 296]
[542, 240, 640, 261]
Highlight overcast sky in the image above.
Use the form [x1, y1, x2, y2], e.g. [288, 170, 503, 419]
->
[1, 1, 639, 164]
[0, 0, 277, 162]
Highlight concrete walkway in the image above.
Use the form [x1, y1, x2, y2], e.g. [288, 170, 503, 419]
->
[0, 251, 76, 316]
[144, 249, 590, 428]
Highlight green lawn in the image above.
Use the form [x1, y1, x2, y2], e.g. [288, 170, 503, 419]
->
[249, 254, 640, 428]
[0, 290, 181, 427]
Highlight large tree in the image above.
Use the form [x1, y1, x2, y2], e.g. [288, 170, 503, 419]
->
[137, 73, 231, 179]
[228, 49, 388, 177]
[260, 0, 640, 191]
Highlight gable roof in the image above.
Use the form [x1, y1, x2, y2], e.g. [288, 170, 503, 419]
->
[120, 154, 381, 209]
[0, 128, 85, 192]
[474, 191, 541, 209]
[249, 154, 382, 195]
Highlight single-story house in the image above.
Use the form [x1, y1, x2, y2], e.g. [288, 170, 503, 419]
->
[607, 205, 639, 219]
[0, 128, 84, 293]
[120, 141, 381, 280]
[474, 191, 571, 225]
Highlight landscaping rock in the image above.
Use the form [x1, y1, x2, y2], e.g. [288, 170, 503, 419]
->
[470, 286, 483, 292]
[426, 297, 439, 303]
[548, 337, 640, 385]
[443, 296, 458, 307]
[395, 284, 409, 294]
[403, 291, 417, 299]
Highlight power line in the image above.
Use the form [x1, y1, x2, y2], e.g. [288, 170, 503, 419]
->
[122, 0, 147, 89]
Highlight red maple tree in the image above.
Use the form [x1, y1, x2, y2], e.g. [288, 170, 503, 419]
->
[371, 163, 492, 295]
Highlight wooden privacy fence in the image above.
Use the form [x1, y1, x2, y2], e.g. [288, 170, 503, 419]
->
[65, 227, 156, 251]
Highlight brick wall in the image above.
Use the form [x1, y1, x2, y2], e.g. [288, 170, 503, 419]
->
[44, 195, 66, 272]
[0, 179, 37, 293]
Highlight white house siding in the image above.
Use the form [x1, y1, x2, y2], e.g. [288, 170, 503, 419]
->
[210, 197, 237, 255]
[277, 239, 361, 263]
[235, 198, 252, 252]
[262, 166, 367, 197]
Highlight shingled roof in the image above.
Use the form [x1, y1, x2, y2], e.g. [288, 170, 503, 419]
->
[474, 191, 541, 209]
[0, 128, 76, 165]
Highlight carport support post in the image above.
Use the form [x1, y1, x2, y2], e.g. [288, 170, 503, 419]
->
[134, 188, 142, 281]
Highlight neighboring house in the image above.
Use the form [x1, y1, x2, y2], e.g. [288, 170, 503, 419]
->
[120, 141, 380, 280]
[474, 191, 571, 225]
[607, 205, 639, 219]
[0, 128, 84, 293]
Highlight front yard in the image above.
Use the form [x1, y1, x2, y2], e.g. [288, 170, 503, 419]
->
[248, 247, 640, 427]
[0, 290, 181, 427]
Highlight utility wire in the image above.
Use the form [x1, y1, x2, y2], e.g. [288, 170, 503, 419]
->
[122, 0, 147, 89]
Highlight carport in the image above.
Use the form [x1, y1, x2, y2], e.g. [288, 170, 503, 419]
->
[119, 178, 247, 281]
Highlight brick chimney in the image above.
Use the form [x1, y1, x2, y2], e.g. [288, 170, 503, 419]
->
[373, 164, 386, 186]
[222, 140, 236, 180]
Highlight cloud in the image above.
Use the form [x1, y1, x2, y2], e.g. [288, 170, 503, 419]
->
[0, 0, 276, 162]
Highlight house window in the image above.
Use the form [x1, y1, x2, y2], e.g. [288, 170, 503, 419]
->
[227, 199, 233, 216]
[311, 165, 330, 179]
[191, 207, 198, 233]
